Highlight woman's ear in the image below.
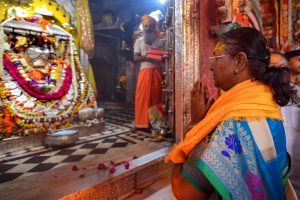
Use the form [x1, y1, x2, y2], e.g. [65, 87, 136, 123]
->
[234, 52, 248, 72]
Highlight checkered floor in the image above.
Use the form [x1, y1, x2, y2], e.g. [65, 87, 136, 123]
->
[104, 107, 135, 128]
[0, 107, 170, 184]
[0, 122, 130, 162]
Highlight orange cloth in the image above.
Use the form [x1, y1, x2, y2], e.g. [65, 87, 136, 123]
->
[28, 70, 45, 81]
[141, 15, 157, 26]
[135, 67, 162, 128]
[165, 80, 282, 163]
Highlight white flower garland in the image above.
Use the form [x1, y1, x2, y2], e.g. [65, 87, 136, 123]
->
[0, 17, 14, 79]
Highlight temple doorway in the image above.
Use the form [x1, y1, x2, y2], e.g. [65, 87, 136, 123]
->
[90, 0, 175, 137]
[0, 0, 175, 198]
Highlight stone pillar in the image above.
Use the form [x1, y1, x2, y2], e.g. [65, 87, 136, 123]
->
[174, 0, 219, 142]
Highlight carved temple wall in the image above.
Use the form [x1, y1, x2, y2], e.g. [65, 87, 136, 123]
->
[175, 0, 300, 140]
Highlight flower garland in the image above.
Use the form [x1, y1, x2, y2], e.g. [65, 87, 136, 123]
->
[3, 54, 72, 100]
[16, 17, 52, 31]
[81, 97, 96, 109]
[0, 106, 18, 136]
[6, 41, 81, 121]
[73, 55, 89, 111]
[0, 17, 97, 138]
[11, 53, 59, 89]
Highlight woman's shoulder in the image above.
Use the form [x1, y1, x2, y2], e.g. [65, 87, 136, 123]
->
[190, 118, 284, 159]
[218, 118, 283, 129]
[220, 118, 285, 142]
[214, 118, 284, 142]
[190, 118, 284, 155]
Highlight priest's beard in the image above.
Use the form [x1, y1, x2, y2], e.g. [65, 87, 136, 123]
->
[143, 31, 157, 45]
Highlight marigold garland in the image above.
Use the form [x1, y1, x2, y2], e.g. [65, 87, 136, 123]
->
[81, 97, 96, 109]
[16, 17, 52, 31]
[0, 107, 18, 137]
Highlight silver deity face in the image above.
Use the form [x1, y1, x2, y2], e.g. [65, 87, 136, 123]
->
[26, 45, 51, 67]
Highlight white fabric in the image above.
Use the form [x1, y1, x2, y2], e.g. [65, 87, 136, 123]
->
[247, 119, 277, 162]
[133, 36, 164, 70]
[282, 85, 300, 198]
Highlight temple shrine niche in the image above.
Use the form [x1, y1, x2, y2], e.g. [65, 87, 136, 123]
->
[0, 2, 102, 140]
[213, 0, 298, 51]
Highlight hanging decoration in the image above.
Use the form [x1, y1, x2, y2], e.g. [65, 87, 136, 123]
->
[279, 0, 292, 50]
[75, 0, 94, 57]
[215, 0, 263, 33]
[292, 0, 300, 48]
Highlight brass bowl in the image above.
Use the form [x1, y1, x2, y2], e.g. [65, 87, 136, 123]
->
[43, 129, 79, 147]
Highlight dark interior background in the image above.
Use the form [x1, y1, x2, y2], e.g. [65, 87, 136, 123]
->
[89, 0, 167, 104]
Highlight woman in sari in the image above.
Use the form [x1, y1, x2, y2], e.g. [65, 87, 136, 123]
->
[167, 27, 298, 200]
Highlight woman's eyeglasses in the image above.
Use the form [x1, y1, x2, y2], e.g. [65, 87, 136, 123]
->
[208, 55, 228, 64]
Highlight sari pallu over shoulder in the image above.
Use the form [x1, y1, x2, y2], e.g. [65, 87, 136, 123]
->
[165, 80, 282, 164]
[182, 119, 287, 200]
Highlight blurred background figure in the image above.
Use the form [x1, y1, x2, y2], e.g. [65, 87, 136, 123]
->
[281, 49, 300, 198]
[270, 51, 289, 68]
[133, 15, 165, 133]
[285, 49, 300, 85]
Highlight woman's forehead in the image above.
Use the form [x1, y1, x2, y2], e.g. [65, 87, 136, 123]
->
[213, 42, 226, 55]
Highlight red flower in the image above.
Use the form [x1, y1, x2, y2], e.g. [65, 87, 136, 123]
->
[72, 165, 79, 171]
[134, 188, 143, 194]
[97, 163, 108, 170]
[79, 174, 85, 178]
[109, 167, 116, 174]
[123, 161, 130, 170]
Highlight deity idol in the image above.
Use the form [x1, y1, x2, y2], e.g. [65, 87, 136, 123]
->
[0, 17, 100, 138]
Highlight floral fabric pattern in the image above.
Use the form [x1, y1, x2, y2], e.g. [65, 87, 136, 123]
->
[246, 172, 265, 200]
[185, 119, 286, 200]
[225, 134, 243, 154]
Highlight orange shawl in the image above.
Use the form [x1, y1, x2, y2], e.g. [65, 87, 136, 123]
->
[165, 80, 282, 163]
